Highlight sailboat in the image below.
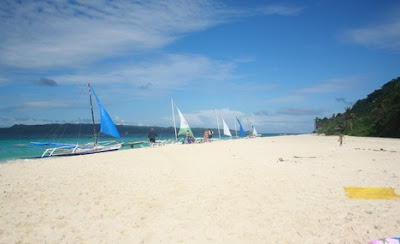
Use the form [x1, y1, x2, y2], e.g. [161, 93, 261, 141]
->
[171, 99, 194, 142]
[251, 126, 261, 137]
[214, 110, 232, 139]
[32, 83, 123, 157]
[218, 114, 232, 138]
[222, 117, 232, 137]
[246, 119, 261, 138]
[236, 116, 246, 137]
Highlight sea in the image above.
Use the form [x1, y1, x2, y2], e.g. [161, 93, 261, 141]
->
[0, 134, 149, 163]
[0, 133, 280, 163]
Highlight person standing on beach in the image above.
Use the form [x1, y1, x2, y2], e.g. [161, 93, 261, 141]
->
[148, 128, 157, 147]
[338, 133, 344, 146]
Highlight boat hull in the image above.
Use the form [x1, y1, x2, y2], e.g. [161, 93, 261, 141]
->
[41, 144, 123, 157]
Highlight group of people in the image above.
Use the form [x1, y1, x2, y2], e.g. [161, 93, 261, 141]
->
[201, 129, 214, 143]
[185, 129, 214, 144]
[148, 127, 346, 147]
[147, 127, 215, 145]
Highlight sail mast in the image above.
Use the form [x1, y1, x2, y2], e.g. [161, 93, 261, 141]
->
[215, 109, 221, 139]
[171, 98, 178, 141]
[234, 114, 238, 138]
[87, 82, 98, 146]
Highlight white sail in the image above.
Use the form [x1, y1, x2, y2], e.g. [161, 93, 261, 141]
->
[176, 106, 194, 138]
[222, 117, 232, 137]
[252, 127, 258, 136]
[215, 109, 221, 138]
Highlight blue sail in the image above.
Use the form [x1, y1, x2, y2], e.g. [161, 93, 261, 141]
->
[91, 88, 121, 140]
[236, 118, 246, 137]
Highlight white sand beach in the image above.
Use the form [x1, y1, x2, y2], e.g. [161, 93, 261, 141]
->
[1, 134, 399, 243]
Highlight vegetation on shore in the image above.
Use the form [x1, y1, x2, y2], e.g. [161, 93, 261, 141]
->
[314, 77, 400, 138]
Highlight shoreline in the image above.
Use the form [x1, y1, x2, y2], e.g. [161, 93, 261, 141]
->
[1, 134, 399, 243]
[2, 133, 398, 164]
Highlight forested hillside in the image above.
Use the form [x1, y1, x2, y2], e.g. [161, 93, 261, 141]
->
[314, 77, 400, 138]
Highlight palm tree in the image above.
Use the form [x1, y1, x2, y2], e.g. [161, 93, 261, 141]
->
[344, 107, 356, 131]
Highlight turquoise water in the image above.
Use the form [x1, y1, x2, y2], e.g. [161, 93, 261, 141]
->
[0, 135, 156, 163]
[0, 133, 279, 163]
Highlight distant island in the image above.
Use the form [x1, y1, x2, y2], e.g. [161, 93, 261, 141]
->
[0, 124, 230, 138]
[314, 77, 400, 138]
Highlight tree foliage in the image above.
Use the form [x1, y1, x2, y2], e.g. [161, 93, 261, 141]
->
[314, 77, 400, 138]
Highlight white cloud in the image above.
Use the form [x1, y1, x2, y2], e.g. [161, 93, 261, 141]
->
[276, 107, 324, 116]
[298, 82, 345, 94]
[0, 98, 78, 116]
[258, 4, 305, 16]
[23, 100, 73, 109]
[52, 54, 238, 93]
[264, 75, 365, 108]
[0, 76, 7, 86]
[248, 111, 315, 133]
[344, 19, 400, 51]
[0, 0, 231, 69]
[228, 82, 278, 92]
[267, 94, 306, 104]
[298, 75, 365, 94]
[0, 0, 305, 69]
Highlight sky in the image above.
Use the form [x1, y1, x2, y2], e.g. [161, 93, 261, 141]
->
[0, 0, 399, 134]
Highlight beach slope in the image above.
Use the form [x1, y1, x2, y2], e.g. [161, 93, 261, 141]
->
[1, 134, 399, 243]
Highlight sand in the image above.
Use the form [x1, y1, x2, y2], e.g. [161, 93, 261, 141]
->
[1, 134, 399, 243]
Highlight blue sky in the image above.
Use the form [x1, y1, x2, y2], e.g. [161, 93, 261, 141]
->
[0, 0, 399, 133]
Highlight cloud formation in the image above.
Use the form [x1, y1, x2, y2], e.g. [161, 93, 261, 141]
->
[277, 107, 324, 116]
[35, 78, 58, 87]
[53, 54, 239, 91]
[0, 0, 231, 69]
[0, 0, 306, 71]
[254, 110, 269, 116]
[335, 97, 353, 106]
[258, 4, 305, 16]
[344, 19, 400, 51]
[298, 75, 364, 94]
[138, 83, 152, 90]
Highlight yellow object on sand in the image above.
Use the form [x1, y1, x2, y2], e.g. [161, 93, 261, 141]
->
[344, 187, 400, 199]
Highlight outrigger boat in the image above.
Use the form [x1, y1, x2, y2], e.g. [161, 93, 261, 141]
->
[31, 83, 123, 157]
